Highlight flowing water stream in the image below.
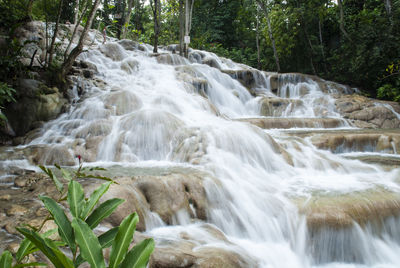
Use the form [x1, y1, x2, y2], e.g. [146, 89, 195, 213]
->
[3, 40, 400, 267]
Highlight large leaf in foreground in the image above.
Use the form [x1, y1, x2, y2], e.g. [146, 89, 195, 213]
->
[74, 227, 119, 267]
[99, 227, 119, 248]
[16, 238, 35, 262]
[39, 166, 64, 193]
[109, 213, 139, 268]
[81, 181, 113, 219]
[39, 196, 76, 253]
[119, 238, 155, 268]
[0, 250, 12, 268]
[86, 198, 124, 229]
[71, 218, 106, 268]
[16, 227, 74, 268]
[68, 180, 85, 218]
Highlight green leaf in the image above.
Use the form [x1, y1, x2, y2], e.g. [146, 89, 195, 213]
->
[109, 213, 139, 268]
[76, 173, 116, 183]
[81, 182, 112, 220]
[74, 255, 85, 268]
[45, 238, 75, 268]
[67, 180, 85, 218]
[0, 250, 12, 268]
[16, 227, 73, 268]
[118, 239, 155, 268]
[75, 227, 119, 267]
[98, 227, 119, 248]
[39, 166, 64, 193]
[13, 262, 47, 267]
[86, 198, 124, 229]
[39, 196, 76, 253]
[16, 238, 35, 261]
[71, 218, 106, 268]
[54, 164, 72, 181]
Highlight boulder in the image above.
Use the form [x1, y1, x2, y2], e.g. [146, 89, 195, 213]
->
[86, 171, 209, 231]
[4, 81, 67, 136]
[259, 97, 304, 117]
[103, 90, 142, 116]
[335, 94, 400, 128]
[100, 43, 128, 61]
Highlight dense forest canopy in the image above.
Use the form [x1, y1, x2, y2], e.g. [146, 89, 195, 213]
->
[0, 0, 399, 102]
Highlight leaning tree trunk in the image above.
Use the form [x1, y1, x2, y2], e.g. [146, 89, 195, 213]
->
[184, 0, 194, 58]
[122, 0, 134, 39]
[60, 0, 101, 81]
[318, 19, 328, 74]
[337, 0, 352, 42]
[179, 0, 184, 56]
[64, 0, 89, 60]
[116, 0, 127, 39]
[151, 0, 161, 53]
[257, 0, 280, 72]
[26, 0, 35, 21]
[74, 0, 80, 24]
[256, 4, 261, 70]
[48, 0, 64, 67]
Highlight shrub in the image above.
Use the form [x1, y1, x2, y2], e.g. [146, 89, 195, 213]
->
[0, 162, 154, 268]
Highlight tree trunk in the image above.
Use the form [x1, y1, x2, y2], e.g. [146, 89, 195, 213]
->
[179, 0, 184, 56]
[26, 0, 35, 21]
[122, 0, 134, 39]
[257, 0, 280, 72]
[116, 0, 127, 39]
[184, 0, 194, 58]
[337, 0, 352, 42]
[74, 0, 80, 24]
[64, 1, 89, 60]
[61, 0, 101, 80]
[256, 4, 261, 70]
[151, 0, 161, 53]
[48, 0, 64, 67]
[134, 0, 143, 33]
[384, 0, 393, 25]
[318, 19, 328, 74]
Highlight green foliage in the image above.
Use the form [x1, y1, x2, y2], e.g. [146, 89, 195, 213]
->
[4, 163, 154, 267]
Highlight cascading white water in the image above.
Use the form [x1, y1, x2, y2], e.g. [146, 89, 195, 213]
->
[6, 39, 400, 267]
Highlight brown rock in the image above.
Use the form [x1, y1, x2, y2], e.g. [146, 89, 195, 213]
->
[6, 204, 28, 216]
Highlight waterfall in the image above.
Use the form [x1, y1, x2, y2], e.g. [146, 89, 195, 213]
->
[3, 40, 400, 268]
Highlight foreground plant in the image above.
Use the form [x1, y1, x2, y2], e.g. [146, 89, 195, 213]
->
[0, 162, 154, 268]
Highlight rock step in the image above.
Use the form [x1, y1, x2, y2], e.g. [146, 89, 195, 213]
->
[283, 129, 400, 154]
[237, 117, 346, 129]
[293, 189, 400, 264]
[342, 153, 400, 170]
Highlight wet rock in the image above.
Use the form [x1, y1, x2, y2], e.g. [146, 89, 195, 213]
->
[118, 39, 139, 51]
[26, 144, 76, 166]
[103, 90, 142, 115]
[121, 58, 140, 74]
[75, 119, 112, 138]
[237, 117, 346, 129]
[5, 82, 67, 136]
[88, 171, 209, 231]
[82, 69, 93, 78]
[259, 97, 304, 117]
[309, 130, 400, 154]
[222, 69, 268, 95]
[335, 94, 400, 128]
[202, 57, 221, 69]
[6, 204, 28, 216]
[295, 189, 400, 229]
[100, 43, 128, 61]
[149, 225, 257, 268]
[157, 54, 188, 66]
